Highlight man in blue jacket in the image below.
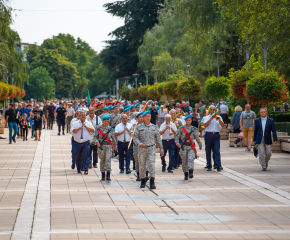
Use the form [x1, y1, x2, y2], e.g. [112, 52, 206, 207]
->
[253, 108, 277, 171]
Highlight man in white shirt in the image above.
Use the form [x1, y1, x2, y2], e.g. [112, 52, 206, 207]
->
[114, 114, 133, 174]
[70, 110, 81, 170]
[71, 111, 94, 174]
[66, 103, 75, 133]
[158, 105, 167, 127]
[159, 114, 177, 173]
[87, 107, 102, 168]
[220, 101, 230, 124]
[203, 105, 225, 172]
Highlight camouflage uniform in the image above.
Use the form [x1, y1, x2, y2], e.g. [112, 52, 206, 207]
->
[95, 109, 104, 117]
[129, 111, 135, 121]
[109, 113, 121, 129]
[99, 112, 110, 119]
[133, 123, 163, 179]
[93, 125, 117, 172]
[174, 126, 202, 172]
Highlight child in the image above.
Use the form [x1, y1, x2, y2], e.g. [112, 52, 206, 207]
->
[20, 114, 28, 141]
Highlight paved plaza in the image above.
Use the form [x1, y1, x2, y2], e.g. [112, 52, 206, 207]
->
[0, 127, 290, 240]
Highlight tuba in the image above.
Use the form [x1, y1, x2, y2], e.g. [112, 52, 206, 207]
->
[172, 110, 184, 123]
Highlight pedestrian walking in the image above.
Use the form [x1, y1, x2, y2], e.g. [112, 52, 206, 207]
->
[231, 105, 243, 147]
[5, 103, 17, 144]
[31, 104, 46, 141]
[55, 102, 67, 135]
[240, 104, 256, 151]
[47, 102, 55, 130]
[157, 105, 167, 127]
[220, 101, 230, 124]
[149, 104, 158, 125]
[66, 103, 75, 133]
[159, 114, 177, 173]
[70, 110, 81, 170]
[20, 114, 28, 141]
[253, 108, 277, 171]
[133, 111, 164, 189]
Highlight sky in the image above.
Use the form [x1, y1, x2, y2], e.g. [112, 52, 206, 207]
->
[10, 0, 124, 53]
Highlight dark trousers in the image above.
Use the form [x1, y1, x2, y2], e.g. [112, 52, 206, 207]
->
[74, 140, 90, 171]
[205, 132, 222, 169]
[118, 141, 132, 171]
[161, 139, 175, 170]
[89, 145, 98, 165]
[48, 114, 54, 129]
[57, 118, 65, 133]
[233, 128, 242, 144]
[174, 145, 181, 167]
[71, 137, 75, 165]
[22, 126, 28, 139]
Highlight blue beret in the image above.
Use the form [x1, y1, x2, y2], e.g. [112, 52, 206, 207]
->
[103, 107, 108, 110]
[102, 115, 110, 120]
[136, 112, 143, 118]
[124, 105, 130, 108]
[123, 108, 130, 112]
[131, 105, 135, 108]
[108, 106, 114, 110]
[113, 105, 119, 108]
[142, 110, 151, 117]
[184, 115, 192, 120]
[135, 103, 140, 107]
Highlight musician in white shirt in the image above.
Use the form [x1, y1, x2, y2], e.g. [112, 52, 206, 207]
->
[114, 114, 133, 174]
[66, 103, 75, 133]
[71, 111, 94, 175]
[159, 114, 177, 173]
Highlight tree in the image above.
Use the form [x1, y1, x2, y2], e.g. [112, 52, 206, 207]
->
[25, 67, 55, 100]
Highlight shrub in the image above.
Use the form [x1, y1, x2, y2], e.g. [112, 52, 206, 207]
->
[129, 88, 140, 99]
[138, 85, 149, 97]
[205, 76, 230, 99]
[147, 85, 160, 100]
[177, 77, 203, 99]
[163, 81, 179, 99]
[269, 113, 290, 122]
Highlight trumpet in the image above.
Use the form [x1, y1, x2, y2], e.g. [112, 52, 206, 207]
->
[216, 116, 221, 121]
[198, 122, 205, 132]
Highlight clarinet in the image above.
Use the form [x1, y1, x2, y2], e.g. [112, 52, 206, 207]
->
[81, 117, 85, 139]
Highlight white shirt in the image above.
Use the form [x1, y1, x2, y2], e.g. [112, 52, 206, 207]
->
[220, 104, 229, 114]
[159, 122, 177, 140]
[115, 122, 133, 142]
[130, 119, 137, 126]
[86, 115, 102, 129]
[202, 114, 223, 132]
[180, 116, 186, 126]
[262, 117, 267, 136]
[71, 119, 93, 143]
[158, 109, 167, 118]
[66, 107, 75, 117]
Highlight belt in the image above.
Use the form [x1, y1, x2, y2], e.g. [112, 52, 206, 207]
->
[206, 132, 219, 134]
[100, 142, 111, 145]
[118, 141, 130, 143]
[145, 144, 155, 147]
[74, 140, 89, 144]
[183, 142, 192, 146]
[162, 139, 174, 142]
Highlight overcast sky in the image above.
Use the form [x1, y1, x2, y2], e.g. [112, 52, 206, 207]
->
[10, 0, 124, 53]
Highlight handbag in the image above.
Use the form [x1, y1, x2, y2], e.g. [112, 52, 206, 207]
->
[253, 144, 258, 158]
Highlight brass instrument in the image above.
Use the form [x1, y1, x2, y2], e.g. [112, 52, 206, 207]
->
[216, 116, 221, 121]
[172, 110, 184, 123]
[198, 122, 205, 132]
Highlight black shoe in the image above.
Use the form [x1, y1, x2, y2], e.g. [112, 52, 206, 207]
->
[150, 177, 156, 189]
[93, 164, 97, 168]
[63, 132, 65, 135]
[9, 141, 12, 144]
[214, 164, 217, 169]
[88, 164, 92, 169]
[207, 168, 212, 171]
[101, 172, 105, 181]
[12, 137, 16, 143]
[77, 169, 81, 174]
[136, 172, 141, 181]
[23, 138, 25, 141]
[84, 171, 88, 175]
[106, 172, 111, 181]
[204, 165, 208, 168]
[133, 166, 136, 170]
[146, 171, 149, 182]
[189, 169, 194, 179]
[177, 164, 181, 167]
[58, 132, 60, 136]
[217, 167, 223, 171]
[71, 164, 75, 169]
[184, 172, 189, 180]
[81, 169, 84, 171]
[26, 138, 28, 141]
[174, 166, 178, 169]
[162, 166, 166, 172]
[168, 170, 173, 173]
[140, 178, 146, 188]
[126, 170, 132, 174]
[43, 127, 45, 129]
[120, 170, 124, 173]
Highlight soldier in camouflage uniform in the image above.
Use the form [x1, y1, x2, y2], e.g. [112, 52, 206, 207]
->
[108, 106, 114, 115]
[170, 109, 183, 168]
[94, 115, 117, 181]
[175, 115, 202, 180]
[133, 111, 164, 189]
[99, 107, 110, 119]
[129, 105, 136, 121]
[135, 103, 141, 113]
[109, 105, 121, 129]
[95, 103, 105, 117]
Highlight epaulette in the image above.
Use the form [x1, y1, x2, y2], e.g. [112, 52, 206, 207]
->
[96, 126, 101, 130]
[180, 126, 184, 129]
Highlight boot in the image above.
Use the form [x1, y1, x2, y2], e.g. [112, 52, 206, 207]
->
[146, 171, 149, 182]
[189, 169, 194, 179]
[140, 178, 146, 188]
[106, 172, 111, 181]
[101, 172, 105, 181]
[136, 172, 141, 181]
[184, 172, 189, 180]
[150, 177, 156, 189]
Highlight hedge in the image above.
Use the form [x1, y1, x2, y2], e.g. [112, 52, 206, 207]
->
[269, 113, 290, 122]
[275, 122, 290, 135]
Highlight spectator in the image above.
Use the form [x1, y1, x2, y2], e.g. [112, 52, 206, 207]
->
[66, 103, 75, 133]
[220, 101, 230, 124]
[240, 104, 256, 151]
[253, 108, 277, 171]
[73, 101, 80, 112]
[20, 113, 28, 141]
[199, 100, 206, 120]
[191, 112, 199, 128]
[170, 100, 176, 109]
[19, 102, 31, 121]
[42, 101, 49, 129]
[195, 103, 200, 114]
[150, 104, 158, 125]
[157, 105, 167, 127]
[32, 104, 46, 141]
[181, 102, 189, 113]
[47, 102, 56, 130]
[231, 105, 243, 147]
[5, 103, 17, 144]
[27, 104, 35, 139]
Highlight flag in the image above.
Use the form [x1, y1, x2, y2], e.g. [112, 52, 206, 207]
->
[211, 112, 217, 119]
[87, 91, 91, 103]
[142, 102, 148, 112]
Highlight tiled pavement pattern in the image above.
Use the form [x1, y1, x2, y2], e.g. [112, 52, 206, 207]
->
[0, 126, 290, 240]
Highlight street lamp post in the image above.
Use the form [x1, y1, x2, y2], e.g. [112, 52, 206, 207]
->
[257, 38, 271, 74]
[212, 50, 225, 114]
[116, 65, 119, 100]
[240, 40, 252, 72]
[144, 70, 149, 85]
[124, 76, 130, 87]
[133, 73, 139, 89]
[154, 69, 159, 83]
[113, 85, 116, 97]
